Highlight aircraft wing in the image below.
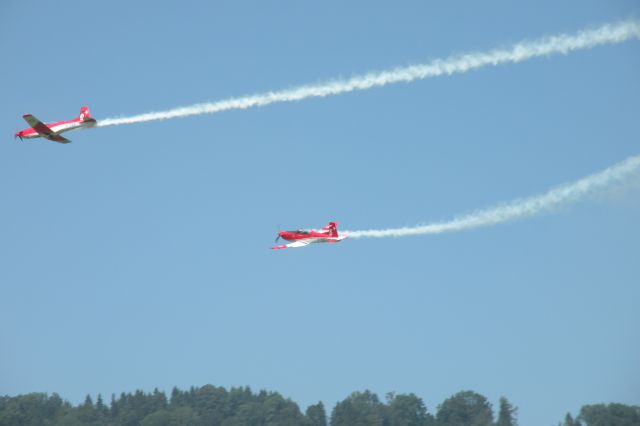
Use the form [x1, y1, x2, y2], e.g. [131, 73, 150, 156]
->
[23, 114, 71, 144]
[271, 240, 312, 250]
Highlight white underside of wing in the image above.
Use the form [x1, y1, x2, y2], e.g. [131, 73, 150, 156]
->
[285, 239, 313, 248]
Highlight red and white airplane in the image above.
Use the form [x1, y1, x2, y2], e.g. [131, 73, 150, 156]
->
[15, 106, 97, 144]
[272, 222, 347, 249]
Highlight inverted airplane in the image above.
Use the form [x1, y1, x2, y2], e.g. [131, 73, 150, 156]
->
[272, 222, 347, 249]
[15, 106, 97, 144]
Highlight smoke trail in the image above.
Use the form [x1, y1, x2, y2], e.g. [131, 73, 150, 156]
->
[98, 19, 640, 127]
[345, 155, 640, 239]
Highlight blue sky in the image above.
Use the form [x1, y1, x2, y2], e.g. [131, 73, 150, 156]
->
[1, 1, 639, 425]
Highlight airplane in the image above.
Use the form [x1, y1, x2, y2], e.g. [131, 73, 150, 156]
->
[15, 106, 97, 144]
[272, 222, 347, 249]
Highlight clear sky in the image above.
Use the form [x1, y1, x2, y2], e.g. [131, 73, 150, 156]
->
[1, 1, 639, 425]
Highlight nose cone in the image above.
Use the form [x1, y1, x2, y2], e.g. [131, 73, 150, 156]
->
[279, 231, 294, 241]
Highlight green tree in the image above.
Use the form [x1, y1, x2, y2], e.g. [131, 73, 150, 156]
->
[75, 394, 102, 425]
[141, 409, 171, 426]
[578, 403, 640, 426]
[306, 401, 327, 426]
[562, 412, 581, 426]
[169, 406, 199, 426]
[192, 384, 228, 425]
[435, 391, 493, 426]
[95, 394, 109, 419]
[0, 393, 56, 426]
[386, 392, 434, 426]
[110, 393, 118, 418]
[261, 392, 307, 426]
[221, 401, 263, 426]
[330, 391, 385, 426]
[220, 391, 306, 426]
[140, 407, 199, 426]
[149, 388, 168, 413]
[495, 397, 517, 426]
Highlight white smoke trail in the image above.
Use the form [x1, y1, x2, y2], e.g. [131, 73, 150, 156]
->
[98, 19, 640, 127]
[345, 155, 640, 239]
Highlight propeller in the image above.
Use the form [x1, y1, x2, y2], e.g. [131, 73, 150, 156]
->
[14, 134, 22, 143]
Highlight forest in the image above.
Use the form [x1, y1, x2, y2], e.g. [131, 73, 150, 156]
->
[1, 385, 638, 426]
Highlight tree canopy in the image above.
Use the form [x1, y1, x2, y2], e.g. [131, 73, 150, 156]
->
[1, 384, 636, 426]
[435, 391, 493, 426]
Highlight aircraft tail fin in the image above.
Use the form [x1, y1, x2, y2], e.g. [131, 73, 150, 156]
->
[79, 106, 92, 121]
[322, 222, 339, 237]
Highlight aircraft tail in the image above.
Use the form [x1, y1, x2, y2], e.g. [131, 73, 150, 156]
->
[322, 222, 339, 237]
[79, 106, 92, 121]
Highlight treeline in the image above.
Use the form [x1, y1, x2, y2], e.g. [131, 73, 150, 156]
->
[0, 385, 638, 426]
